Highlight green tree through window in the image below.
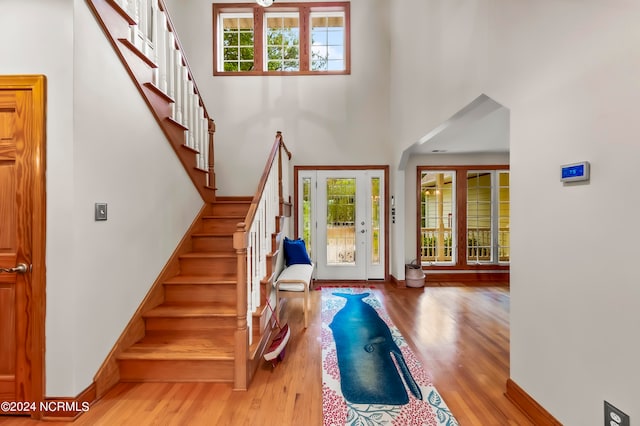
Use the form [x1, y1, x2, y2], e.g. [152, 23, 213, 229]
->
[266, 14, 300, 71]
[214, 3, 349, 75]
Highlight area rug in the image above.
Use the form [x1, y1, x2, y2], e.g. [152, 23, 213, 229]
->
[321, 288, 458, 426]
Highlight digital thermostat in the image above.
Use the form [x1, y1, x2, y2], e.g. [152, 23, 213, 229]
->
[560, 161, 590, 183]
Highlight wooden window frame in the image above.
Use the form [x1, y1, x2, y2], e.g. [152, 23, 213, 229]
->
[213, 2, 351, 76]
[416, 165, 510, 271]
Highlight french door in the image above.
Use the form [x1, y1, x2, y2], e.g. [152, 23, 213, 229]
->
[418, 166, 510, 268]
[298, 169, 385, 280]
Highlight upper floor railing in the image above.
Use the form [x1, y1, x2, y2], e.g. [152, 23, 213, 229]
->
[89, 0, 216, 200]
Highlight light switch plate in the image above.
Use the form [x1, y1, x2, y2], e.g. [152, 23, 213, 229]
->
[95, 203, 108, 221]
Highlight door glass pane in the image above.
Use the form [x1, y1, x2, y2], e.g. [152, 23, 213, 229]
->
[371, 177, 380, 265]
[467, 172, 493, 263]
[302, 177, 312, 259]
[498, 172, 510, 262]
[420, 172, 454, 264]
[326, 178, 355, 264]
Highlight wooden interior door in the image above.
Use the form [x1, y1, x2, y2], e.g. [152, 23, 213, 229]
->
[0, 76, 46, 416]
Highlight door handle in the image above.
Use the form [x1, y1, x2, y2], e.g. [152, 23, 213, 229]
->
[0, 263, 29, 273]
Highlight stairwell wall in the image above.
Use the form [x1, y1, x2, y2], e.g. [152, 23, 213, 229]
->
[1, 0, 203, 396]
[164, 0, 392, 197]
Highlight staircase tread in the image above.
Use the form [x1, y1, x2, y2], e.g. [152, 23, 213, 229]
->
[164, 275, 236, 285]
[179, 252, 235, 259]
[191, 232, 234, 237]
[119, 336, 235, 360]
[203, 215, 246, 219]
[144, 302, 236, 318]
[213, 197, 252, 202]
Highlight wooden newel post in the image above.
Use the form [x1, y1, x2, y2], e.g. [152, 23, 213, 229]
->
[233, 223, 249, 390]
[208, 118, 216, 198]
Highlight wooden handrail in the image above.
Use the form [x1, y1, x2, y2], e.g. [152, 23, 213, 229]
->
[277, 130, 292, 160]
[240, 131, 289, 232]
[277, 131, 291, 216]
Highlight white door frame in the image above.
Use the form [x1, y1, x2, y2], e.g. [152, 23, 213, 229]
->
[295, 166, 388, 281]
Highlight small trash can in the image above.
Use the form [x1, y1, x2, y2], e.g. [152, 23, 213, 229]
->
[405, 261, 425, 288]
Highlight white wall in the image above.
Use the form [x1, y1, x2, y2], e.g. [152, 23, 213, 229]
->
[390, 0, 640, 424]
[1, 0, 203, 396]
[164, 0, 392, 196]
[0, 0, 77, 391]
[492, 2, 640, 424]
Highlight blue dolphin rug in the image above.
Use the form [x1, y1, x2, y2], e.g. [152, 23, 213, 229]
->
[321, 288, 458, 426]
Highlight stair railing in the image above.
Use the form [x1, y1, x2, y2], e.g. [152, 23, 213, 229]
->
[233, 132, 292, 390]
[88, 0, 216, 199]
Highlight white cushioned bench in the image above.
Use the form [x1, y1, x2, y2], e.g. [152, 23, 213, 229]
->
[275, 263, 314, 328]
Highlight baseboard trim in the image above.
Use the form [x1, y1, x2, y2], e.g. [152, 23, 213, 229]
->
[389, 272, 508, 287]
[39, 383, 96, 421]
[389, 274, 406, 288]
[426, 271, 509, 284]
[505, 379, 562, 425]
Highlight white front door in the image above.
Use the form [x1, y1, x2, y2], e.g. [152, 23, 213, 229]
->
[298, 169, 385, 280]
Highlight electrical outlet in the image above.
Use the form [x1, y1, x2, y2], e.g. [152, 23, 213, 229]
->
[95, 203, 108, 221]
[605, 401, 629, 426]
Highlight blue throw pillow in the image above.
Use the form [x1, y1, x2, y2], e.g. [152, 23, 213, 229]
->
[283, 237, 312, 266]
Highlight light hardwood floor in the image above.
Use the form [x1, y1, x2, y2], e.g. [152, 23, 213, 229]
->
[0, 283, 534, 426]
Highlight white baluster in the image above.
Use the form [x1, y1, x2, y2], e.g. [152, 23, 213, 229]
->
[123, 0, 135, 19]
[130, 0, 140, 48]
[154, 9, 166, 89]
[187, 80, 195, 148]
[200, 113, 206, 169]
[149, 0, 159, 71]
[196, 108, 204, 168]
[198, 117, 203, 170]
[194, 97, 200, 156]
[174, 51, 183, 123]
[141, 0, 148, 55]
[157, 11, 168, 92]
[166, 31, 175, 117]
[181, 63, 188, 127]
[201, 117, 209, 175]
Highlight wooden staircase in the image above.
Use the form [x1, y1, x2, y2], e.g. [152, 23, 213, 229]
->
[86, 0, 292, 394]
[117, 197, 252, 382]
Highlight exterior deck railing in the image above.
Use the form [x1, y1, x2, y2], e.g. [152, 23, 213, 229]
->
[420, 227, 510, 262]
